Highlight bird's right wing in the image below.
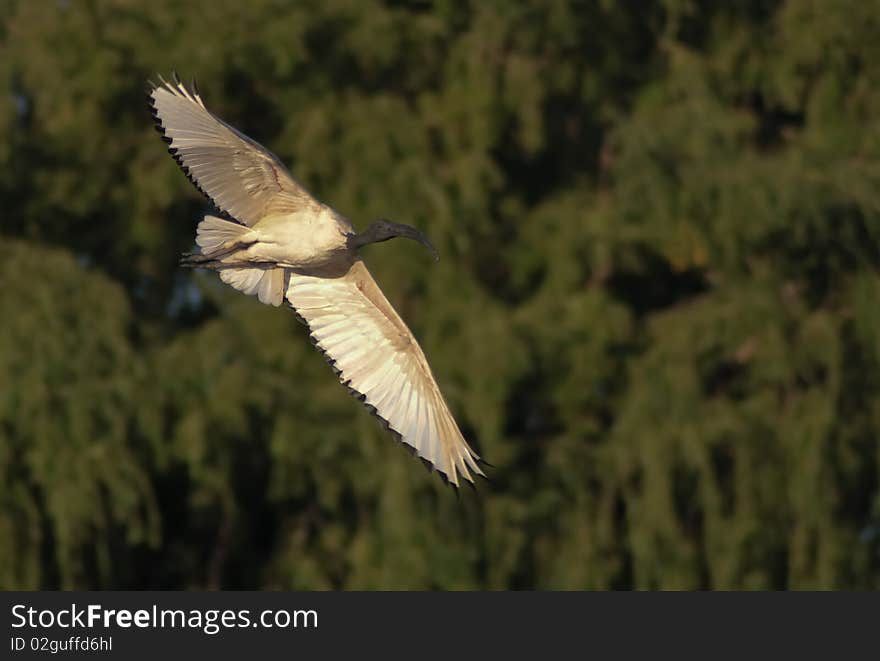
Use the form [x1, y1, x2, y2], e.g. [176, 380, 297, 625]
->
[286, 260, 484, 486]
[149, 74, 320, 226]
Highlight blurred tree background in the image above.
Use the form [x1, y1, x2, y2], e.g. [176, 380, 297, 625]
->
[1, 0, 879, 589]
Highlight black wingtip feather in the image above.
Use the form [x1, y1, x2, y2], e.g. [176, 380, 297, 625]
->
[148, 76, 236, 219]
[294, 319, 477, 492]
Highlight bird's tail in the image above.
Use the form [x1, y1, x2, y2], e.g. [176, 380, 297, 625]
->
[195, 215, 251, 254]
[187, 215, 287, 307]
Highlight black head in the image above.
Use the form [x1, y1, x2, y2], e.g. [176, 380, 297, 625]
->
[348, 218, 439, 260]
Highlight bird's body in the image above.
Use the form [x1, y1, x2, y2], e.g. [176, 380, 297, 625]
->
[210, 208, 353, 269]
[251, 208, 352, 267]
[149, 74, 485, 486]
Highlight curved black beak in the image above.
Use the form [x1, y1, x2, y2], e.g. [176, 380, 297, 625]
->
[350, 220, 440, 260]
[391, 223, 439, 261]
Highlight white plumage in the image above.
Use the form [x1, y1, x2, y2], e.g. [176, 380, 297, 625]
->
[149, 74, 485, 487]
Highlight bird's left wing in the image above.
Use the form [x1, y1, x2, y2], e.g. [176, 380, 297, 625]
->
[286, 260, 484, 487]
[149, 74, 319, 226]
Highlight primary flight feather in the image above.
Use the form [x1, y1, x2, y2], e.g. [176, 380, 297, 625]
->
[149, 74, 485, 487]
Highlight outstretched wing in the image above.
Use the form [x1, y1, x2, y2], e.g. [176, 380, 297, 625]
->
[287, 260, 485, 487]
[149, 73, 320, 226]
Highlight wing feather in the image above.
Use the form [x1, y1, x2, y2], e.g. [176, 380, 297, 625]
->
[286, 260, 484, 486]
[149, 74, 321, 226]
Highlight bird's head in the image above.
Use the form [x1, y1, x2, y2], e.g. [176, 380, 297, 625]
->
[348, 219, 439, 260]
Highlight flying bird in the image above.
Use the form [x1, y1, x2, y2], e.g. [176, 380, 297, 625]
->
[149, 74, 485, 487]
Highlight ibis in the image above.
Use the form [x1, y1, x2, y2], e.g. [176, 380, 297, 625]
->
[149, 74, 485, 487]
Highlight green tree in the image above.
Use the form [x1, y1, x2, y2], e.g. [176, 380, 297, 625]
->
[1, 0, 878, 589]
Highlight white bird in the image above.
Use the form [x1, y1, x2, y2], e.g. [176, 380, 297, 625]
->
[149, 73, 485, 487]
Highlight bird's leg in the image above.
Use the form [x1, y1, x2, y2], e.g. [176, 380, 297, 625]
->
[179, 256, 276, 270]
[180, 235, 258, 267]
[179, 251, 215, 266]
